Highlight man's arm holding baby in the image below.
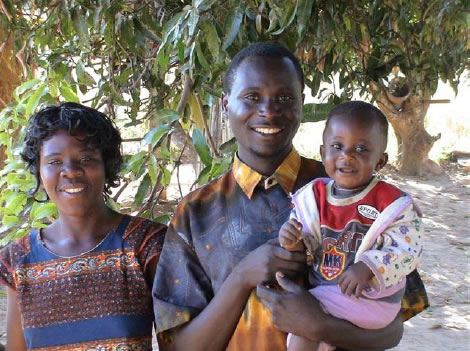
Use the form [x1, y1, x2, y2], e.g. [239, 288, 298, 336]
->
[257, 273, 403, 351]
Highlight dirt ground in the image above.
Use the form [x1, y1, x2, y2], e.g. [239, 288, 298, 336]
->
[0, 163, 469, 350]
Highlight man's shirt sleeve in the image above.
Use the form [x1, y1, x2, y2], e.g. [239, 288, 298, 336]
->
[152, 210, 214, 334]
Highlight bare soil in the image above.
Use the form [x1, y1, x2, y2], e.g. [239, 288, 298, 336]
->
[1, 163, 469, 350]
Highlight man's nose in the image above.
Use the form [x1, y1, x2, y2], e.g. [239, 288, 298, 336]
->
[259, 98, 280, 119]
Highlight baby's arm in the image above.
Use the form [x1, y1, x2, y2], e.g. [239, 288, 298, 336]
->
[279, 219, 306, 252]
[359, 201, 424, 295]
[338, 261, 375, 297]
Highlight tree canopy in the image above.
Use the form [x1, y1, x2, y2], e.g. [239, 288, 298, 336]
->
[0, 0, 467, 244]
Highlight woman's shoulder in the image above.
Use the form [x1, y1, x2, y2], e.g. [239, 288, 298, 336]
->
[0, 231, 36, 289]
[0, 231, 34, 262]
[121, 215, 166, 250]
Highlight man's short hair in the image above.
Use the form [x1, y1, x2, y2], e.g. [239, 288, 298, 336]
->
[223, 42, 304, 94]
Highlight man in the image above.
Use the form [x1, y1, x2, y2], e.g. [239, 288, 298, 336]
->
[153, 42, 427, 351]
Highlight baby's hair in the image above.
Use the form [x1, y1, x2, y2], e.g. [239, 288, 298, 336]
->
[223, 42, 304, 94]
[21, 102, 123, 199]
[324, 101, 389, 143]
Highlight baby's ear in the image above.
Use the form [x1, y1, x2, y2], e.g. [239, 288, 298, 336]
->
[376, 152, 388, 171]
[319, 145, 325, 161]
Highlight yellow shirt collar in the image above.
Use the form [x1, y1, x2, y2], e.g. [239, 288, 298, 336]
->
[232, 149, 301, 199]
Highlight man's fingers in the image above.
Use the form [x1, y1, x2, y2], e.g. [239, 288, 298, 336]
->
[256, 284, 280, 306]
[275, 272, 304, 294]
[274, 246, 306, 262]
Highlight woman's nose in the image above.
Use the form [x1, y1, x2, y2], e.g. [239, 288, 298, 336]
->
[60, 161, 84, 177]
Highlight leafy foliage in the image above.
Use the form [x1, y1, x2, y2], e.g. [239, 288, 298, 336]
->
[0, 0, 467, 244]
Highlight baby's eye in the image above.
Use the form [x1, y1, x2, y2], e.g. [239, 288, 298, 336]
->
[355, 146, 368, 153]
[48, 160, 61, 165]
[80, 156, 92, 162]
[331, 144, 342, 150]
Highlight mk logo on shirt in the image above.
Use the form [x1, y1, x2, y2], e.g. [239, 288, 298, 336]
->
[319, 230, 366, 280]
[320, 246, 345, 280]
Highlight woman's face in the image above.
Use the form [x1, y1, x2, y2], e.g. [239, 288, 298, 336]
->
[39, 130, 107, 217]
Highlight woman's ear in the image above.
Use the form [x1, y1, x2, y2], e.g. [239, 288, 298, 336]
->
[375, 152, 388, 171]
[222, 93, 229, 117]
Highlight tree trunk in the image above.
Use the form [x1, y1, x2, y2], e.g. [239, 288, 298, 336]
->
[0, 29, 24, 169]
[375, 93, 442, 176]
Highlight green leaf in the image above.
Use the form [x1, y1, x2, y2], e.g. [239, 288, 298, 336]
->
[153, 214, 171, 225]
[302, 103, 333, 123]
[14, 79, 41, 101]
[5, 193, 27, 216]
[2, 215, 19, 228]
[222, 3, 245, 50]
[194, 0, 219, 11]
[123, 151, 147, 174]
[143, 125, 172, 148]
[24, 83, 47, 119]
[192, 128, 212, 166]
[218, 137, 238, 155]
[196, 40, 210, 69]
[187, 8, 200, 38]
[133, 174, 152, 210]
[160, 165, 171, 186]
[148, 109, 181, 125]
[133, 18, 161, 43]
[31, 202, 58, 220]
[148, 154, 159, 184]
[200, 21, 221, 61]
[59, 82, 79, 103]
[296, 0, 314, 38]
[71, 9, 90, 46]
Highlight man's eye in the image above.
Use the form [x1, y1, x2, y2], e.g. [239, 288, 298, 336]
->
[277, 95, 293, 103]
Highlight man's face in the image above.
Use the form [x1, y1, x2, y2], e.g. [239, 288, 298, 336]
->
[320, 115, 388, 189]
[222, 57, 303, 174]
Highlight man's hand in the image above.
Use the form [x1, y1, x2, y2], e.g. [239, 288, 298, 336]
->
[256, 272, 326, 340]
[234, 239, 307, 290]
[337, 261, 374, 298]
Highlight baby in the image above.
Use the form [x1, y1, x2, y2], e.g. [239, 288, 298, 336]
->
[279, 101, 424, 351]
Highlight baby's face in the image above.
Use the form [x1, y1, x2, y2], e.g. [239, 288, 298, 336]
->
[320, 115, 387, 190]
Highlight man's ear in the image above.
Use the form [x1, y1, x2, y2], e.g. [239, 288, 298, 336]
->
[376, 152, 388, 171]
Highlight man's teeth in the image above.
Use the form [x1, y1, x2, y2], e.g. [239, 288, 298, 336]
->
[254, 127, 281, 134]
[64, 188, 85, 193]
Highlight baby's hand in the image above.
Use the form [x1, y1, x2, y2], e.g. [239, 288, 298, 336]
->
[279, 219, 305, 252]
[338, 261, 374, 298]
